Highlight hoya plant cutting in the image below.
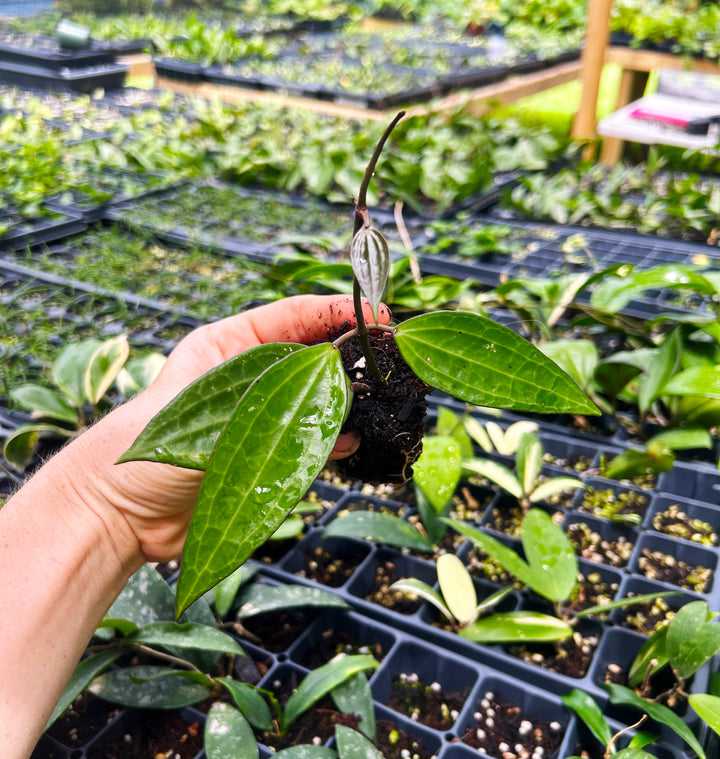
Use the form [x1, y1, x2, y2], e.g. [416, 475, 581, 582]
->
[118, 112, 598, 616]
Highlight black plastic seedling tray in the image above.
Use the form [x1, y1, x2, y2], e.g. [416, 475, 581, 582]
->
[0, 38, 115, 70]
[0, 59, 128, 93]
[0, 208, 85, 251]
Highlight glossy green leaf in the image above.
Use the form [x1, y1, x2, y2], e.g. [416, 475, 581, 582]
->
[214, 565, 259, 618]
[394, 311, 598, 414]
[205, 702, 258, 759]
[638, 329, 681, 415]
[331, 672, 376, 740]
[9, 384, 78, 424]
[128, 621, 245, 655]
[235, 583, 349, 620]
[475, 586, 514, 615]
[591, 266, 716, 314]
[438, 553, 477, 625]
[628, 625, 669, 687]
[666, 600, 720, 680]
[529, 477, 584, 503]
[45, 649, 122, 730]
[578, 591, 678, 621]
[390, 578, 454, 621]
[334, 725, 384, 759]
[115, 353, 166, 397]
[284, 655, 379, 727]
[539, 339, 599, 390]
[218, 678, 273, 730]
[413, 435, 463, 513]
[689, 694, 720, 738]
[461, 611, 572, 642]
[177, 343, 350, 614]
[614, 750, 656, 759]
[560, 688, 613, 749]
[89, 665, 210, 708]
[3, 423, 74, 471]
[648, 427, 713, 451]
[436, 406, 474, 458]
[521, 508, 577, 602]
[662, 366, 720, 400]
[607, 683, 705, 758]
[446, 518, 533, 588]
[52, 339, 102, 406]
[118, 343, 305, 469]
[462, 458, 523, 499]
[84, 334, 130, 405]
[602, 447, 675, 481]
[105, 565, 175, 627]
[517, 432, 542, 496]
[323, 511, 433, 552]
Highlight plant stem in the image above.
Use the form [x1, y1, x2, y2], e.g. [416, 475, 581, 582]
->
[353, 277, 386, 384]
[350, 110, 405, 385]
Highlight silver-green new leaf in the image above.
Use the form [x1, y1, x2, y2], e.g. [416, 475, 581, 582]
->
[394, 311, 598, 414]
[176, 343, 350, 615]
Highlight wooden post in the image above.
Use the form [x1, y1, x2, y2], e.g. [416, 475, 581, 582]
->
[572, 0, 612, 155]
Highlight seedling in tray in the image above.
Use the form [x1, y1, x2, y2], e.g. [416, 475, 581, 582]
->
[117, 112, 598, 616]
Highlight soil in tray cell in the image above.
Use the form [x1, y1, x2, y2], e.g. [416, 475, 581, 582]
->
[637, 547, 713, 593]
[565, 519, 635, 568]
[386, 672, 468, 731]
[651, 502, 718, 546]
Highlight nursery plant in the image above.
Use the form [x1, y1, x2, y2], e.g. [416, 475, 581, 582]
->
[117, 113, 598, 617]
[3, 334, 165, 471]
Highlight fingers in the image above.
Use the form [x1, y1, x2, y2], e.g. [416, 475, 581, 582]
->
[207, 295, 392, 362]
[329, 430, 361, 460]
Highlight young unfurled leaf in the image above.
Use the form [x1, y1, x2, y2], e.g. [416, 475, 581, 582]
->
[218, 678, 273, 731]
[390, 578, 453, 621]
[436, 406, 474, 458]
[517, 432, 543, 496]
[118, 343, 305, 469]
[331, 672, 376, 740]
[176, 344, 350, 615]
[413, 435, 463, 513]
[350, 225, 390, 322]
[394, 311, 598, 414]
[437, 553, 477, 625]
[485, 420, 539, 455]
[334, 724, 384, 759]
[52, 339, 103, 407]
[84, 334, 130, 405]
[3, 423, 74, 471]
[463, 458, 523, 499]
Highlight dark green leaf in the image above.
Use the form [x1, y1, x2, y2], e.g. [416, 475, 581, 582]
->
[106, 565, 175, 627]
[129, 621, 245, 655]
[89, 665, 210, 708]
[606, 683, 705, 759]
[334, 725, 384, 759]
[284, 655, 379, 727]
[560, 689, 612, 749]
[275, 747, 337, 759]
[331, 672, 376, 740]
[666, 600, 720, 680]
[214, 565, 259, 618]
[205, 702, 258, 759]
[219, 678, 273, 730]
[176, 343, 350, 614]
[118, 343, 305, 469]
[638, 329, 681, 414]
[45, 650, 122, 730]
[539, 339, 599, 390]
[323, 511, 433, 552]
[578, 591, 678, 621]
[235, 583, 349, 620]
[394, 311, 598, 414]
[602, 447, 675, 481]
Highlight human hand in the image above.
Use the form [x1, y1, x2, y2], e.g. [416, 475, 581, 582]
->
[56, 295, 391, 565]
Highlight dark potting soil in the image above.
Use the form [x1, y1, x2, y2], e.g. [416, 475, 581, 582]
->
[240, 609, 319, 652]
[337, 331, 432, 484]
[566, 522, 634, 568]
[365, 557, 424, 614]
[507, 631, 599, 679]
[461, 691, 564, 758]
[86, 711, 202, 759]
[295, 626, 387, 669]
[386, 672, 467, 730]
[617, 595, 675, 635]
[299, 544, 367, 587]
[637, 548, 712, 592]
[652, 504, 718, 545]
[46, 691, 121, 747]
